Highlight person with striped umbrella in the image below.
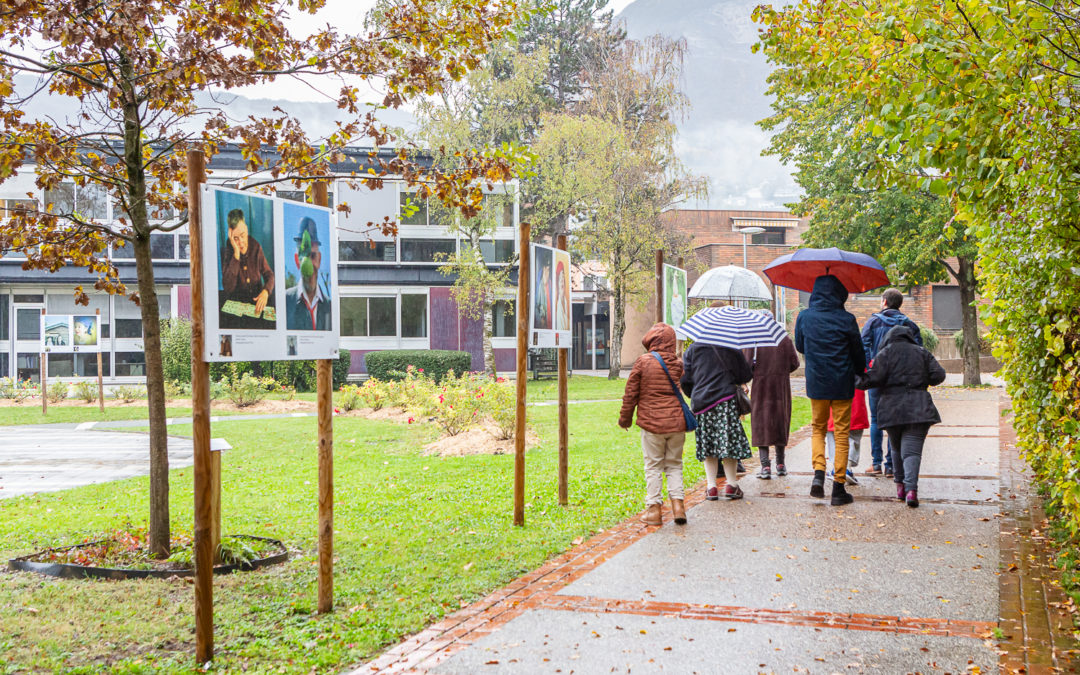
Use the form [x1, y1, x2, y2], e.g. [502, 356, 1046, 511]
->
[678, 307, 787, 500]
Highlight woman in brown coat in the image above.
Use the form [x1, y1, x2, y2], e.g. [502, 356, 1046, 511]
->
[619, 323, 688, 526]
[744, 335, 800, 479]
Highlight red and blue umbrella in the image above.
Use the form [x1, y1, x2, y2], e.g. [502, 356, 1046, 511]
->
[763, 247, 889, 293]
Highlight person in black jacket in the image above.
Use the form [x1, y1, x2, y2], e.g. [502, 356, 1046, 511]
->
[681, 342, 753, 501]
[855, 325, 946, 507]
[794, 274, 866, 505]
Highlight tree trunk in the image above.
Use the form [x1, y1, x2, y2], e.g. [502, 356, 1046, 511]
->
[957, 255, 982, 386]
[608, 278, 625, 380]
[133, 234, 171, 557]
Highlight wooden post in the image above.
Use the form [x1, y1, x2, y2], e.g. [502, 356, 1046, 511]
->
[209, 450, 221, 563]
[96, 308, 104, 413]
[313, 181, 334, 614]
[187, 149, 214, 665]
[655, 250, 664, 324]
[40, 309, 46, 415]
[514, 222, 530, 526]
[556, 234, 569, 507]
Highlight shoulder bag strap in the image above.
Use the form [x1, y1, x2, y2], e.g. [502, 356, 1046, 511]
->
[650, 351, 689, 407]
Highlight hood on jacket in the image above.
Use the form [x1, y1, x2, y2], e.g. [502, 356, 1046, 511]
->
[880, 324, 918, 350]
[872, 309, 908, 327]
[642, 323, 677, 355]
[807, 274, 849, 311]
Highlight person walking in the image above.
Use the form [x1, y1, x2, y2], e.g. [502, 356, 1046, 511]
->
[794, 274, 866, 506]
[619, 323, 689, 526]
[680, 339, 754, 501]
[861, 288, 922, 476]
[744, 336, 800, 479]
[825, 388, 869, 485]
[855, 325, 946, 507]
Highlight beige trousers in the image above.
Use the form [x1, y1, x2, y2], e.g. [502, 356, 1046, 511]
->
[641, 430, 686, 505]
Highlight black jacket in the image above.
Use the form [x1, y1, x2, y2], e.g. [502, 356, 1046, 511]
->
[680, 342, 752, 413]
[794, 275, 866, 400]
[855, 326, 946, 428]
[861, 308, 922, 367]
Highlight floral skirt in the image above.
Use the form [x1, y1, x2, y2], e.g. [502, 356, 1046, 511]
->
[695, 398, 752, 462]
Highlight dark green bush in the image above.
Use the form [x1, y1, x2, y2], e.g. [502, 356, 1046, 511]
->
[365, 350, 472, 382]
[160, 318, 192, 384]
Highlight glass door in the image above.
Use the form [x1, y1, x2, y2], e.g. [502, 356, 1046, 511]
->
[13, 299, 44, 382]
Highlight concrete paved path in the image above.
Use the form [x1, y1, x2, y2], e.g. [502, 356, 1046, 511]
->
[0, 426, 194, 499]
[356, 388, 1026, 674]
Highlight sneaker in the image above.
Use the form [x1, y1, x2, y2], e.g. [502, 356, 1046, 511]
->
[884, 466, 894, 478]
[845, 469, 859, 486]
[775, 464, 787, 477]
[737, 461, 747, 474]
[757, 466, 771, 480]
[706, 487, 719, 501]
[865, 465, 883, 476]
[723, 484, 744, 500]
[905, 489, 919, 508]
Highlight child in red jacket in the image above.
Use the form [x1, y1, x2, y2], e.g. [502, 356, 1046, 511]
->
[826, 389, 869, 485]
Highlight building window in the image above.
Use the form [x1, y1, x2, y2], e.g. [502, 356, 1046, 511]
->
[0, 294, 7, 340]
[16, 308, 40, 340]
[77, 353, 109, 377]
[0, 353, 8, 378]
[400, 238, 455, 263]
[339, 240, 396, 262]
[13, 294, 43, 304]
[112, 241, 135, 259]
[115, 319, 143, 339]
[115, 352, 146, 376]
[492, 300, 514, 338]
[401, 294, 428, 338]
[47, 354, 75, 378]
[45, 182, 108, 220]
[276, 190, 306, 203]
[178, 235, 190, 260]
[150, 233, 175, 260]
[751, 228, 786, 245]
[399, 191, 428, 226]
[932, 286, 963, 331]
[1, 198, 35, 218]
[341, 296, 396, 337]
[475, 239, 515, 264]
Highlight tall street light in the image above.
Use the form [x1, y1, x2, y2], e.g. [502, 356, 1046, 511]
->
[739, 226, 766, 268]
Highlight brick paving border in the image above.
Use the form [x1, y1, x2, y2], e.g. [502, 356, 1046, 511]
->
[997, 394, 1080, 674]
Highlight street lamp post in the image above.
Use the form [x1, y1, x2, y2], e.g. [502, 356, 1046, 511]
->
[739, 226, 766, 268]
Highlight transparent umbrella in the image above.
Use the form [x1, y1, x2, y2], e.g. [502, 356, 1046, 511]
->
[688, 265, 773, 302]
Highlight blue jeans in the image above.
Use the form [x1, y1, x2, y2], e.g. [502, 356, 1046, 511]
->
[867, 388, 892, 469]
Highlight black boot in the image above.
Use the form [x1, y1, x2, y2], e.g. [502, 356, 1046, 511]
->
[810, 470, 826, 498]
[831, 480, 854, 506]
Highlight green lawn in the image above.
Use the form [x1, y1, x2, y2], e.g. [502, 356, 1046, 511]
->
[0, 396, 811, 674]
[0, 405, 197, 426]
[526, 374, 627, 402]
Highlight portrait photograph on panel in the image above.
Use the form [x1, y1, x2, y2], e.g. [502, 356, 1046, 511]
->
[532, 245, 553, 332]
[72, 315, 99, 349]
[215, 191, 276, 330]
[663, 264, 687, 327]
[283, 201, 333, 332]
[41, 315, 71, 350]
[554, 249, 571, 332]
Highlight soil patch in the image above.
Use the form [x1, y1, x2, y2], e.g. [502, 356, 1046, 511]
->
[423, 422, 539, 457]
[338, 406, 415, 423]
[166, 398, 316, 414]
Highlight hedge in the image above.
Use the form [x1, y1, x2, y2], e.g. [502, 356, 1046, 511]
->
[365, 350, 472, 382]
[160, 318, 351, 390]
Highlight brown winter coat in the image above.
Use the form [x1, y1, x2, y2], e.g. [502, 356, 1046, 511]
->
[743, 336, 800, 447]
[619, 324, 686, 434]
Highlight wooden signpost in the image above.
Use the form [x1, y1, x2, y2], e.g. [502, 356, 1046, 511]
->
[514, 222, 530, 526]
[313, 181, 334, 615]
[556, 234, 569, 507]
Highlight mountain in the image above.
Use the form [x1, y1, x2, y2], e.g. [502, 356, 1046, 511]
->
[617, 0, 799, 210]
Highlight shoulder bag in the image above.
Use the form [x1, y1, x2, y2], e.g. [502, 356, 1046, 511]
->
[650, 352, 698, 432]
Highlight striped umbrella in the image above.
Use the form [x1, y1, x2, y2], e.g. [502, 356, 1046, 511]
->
[678, 306, 788, 349]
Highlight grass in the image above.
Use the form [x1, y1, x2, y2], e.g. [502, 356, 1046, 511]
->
[0, 405, 197, 426]
[0, 391, 812, 674]
[525, 374, 627, 402]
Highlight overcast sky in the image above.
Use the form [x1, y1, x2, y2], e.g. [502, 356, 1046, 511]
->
[233, 0, 636, 101]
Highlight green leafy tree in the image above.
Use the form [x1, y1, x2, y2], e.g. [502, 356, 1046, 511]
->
[759, 104, 981, 382]
[754, 0, 1080, 532]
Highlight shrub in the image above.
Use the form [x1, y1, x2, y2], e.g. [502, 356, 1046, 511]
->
[47, 381, 69, 403]
[73, 380, 99, 403]
[210, 379, 228, 401]
[365, 350, 472, 383]
[160, 317, 193, 384]
[333, 350, 352, 388]
[163, 380, 190, 399]
[225, 372, 267, 408]
[111, 385, 145, 403]
[482, 377, 516, 440]
[919, 327, 939, 353]
[0, 377, 14, 399]
[430, 371, 484, 436]
[339, 384, 363, 412]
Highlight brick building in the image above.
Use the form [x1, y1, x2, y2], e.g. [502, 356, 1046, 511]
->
[619, 209, 968, 368]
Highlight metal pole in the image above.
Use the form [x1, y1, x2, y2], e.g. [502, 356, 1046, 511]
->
[742, 233, 748, 269]
[313, 181, 334, 614]
[187, 149, 214, 665]
[514, 222, 530, 526]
